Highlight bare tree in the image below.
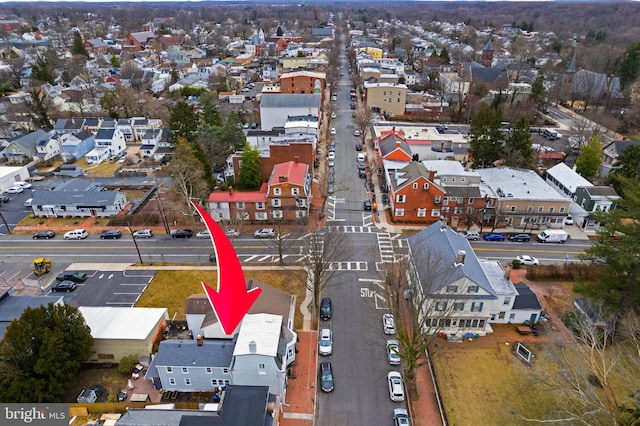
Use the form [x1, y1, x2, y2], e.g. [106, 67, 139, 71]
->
[569, 116, 605, 151]
[519, 308, 640, 425]
[263, 220, 298, 266]
[354, 105, 372, 145]
[295, 224, 352, 327]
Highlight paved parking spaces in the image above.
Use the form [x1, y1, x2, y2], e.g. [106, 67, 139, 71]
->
[70, 269, 155, 307]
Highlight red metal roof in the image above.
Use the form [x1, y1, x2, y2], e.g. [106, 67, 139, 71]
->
[269, 161, 308, 186]
[208, 183, 268, 202]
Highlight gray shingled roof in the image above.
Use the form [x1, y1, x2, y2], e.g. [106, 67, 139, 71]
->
[407, 223, 496, 297]
[31, 190, 121, 207]
[0, 292, 63, 339]
[512, 284, 542, 310]
[443, 185, 481, 198]
[378, 134, 412, 158]
[8, 129, 51, 149]
[145, 339, 235, 379]
[260, 93, 321, 108]
[581, 186, 619, 197]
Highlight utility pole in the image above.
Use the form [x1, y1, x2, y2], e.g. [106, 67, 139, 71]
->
[0, 211, 11, 234]
[156, 194, 170, 234]
[128, 223, 143, 265]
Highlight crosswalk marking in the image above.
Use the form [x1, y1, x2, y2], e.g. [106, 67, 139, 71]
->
[377, 233, 395, 263]
[327, 261, 368, 271]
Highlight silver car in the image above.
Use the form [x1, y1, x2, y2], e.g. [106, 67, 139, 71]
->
[319, 328, 333, 356]
[254, 228, 275, 238]
[383, 313, 396, 334]
[386, 339, 401, 365]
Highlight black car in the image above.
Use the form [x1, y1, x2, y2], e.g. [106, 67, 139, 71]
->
[33, 230, 55, 239]
[354, 144, 362, 151]
[172, 229, 193, 238]
[100, 229, 122, 239]
[52, 280, 77, 292]
[320, 297, 332, 320]
[209, 253, 217, 263]
[319, 362, 334, 392]
[508, 233, 531, 242]
[364, 200, 372, 211]
[56, 271, 87, 283]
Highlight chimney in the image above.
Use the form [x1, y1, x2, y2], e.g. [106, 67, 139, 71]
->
[228, 186, 233, 194]
[455, 250, 466, 265]
[396, 140, 401, 149]
[249, 340, 257, 353]
[196, 335, 203, 346]
[429, 170, 435, 182]
[294, 156, 299, 163]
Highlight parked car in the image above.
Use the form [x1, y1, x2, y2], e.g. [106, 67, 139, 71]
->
[172, 229, 193, 238]
[0, 194, 8, 203]
[328, 151, 335, 161]
[354, 144, 362, 151]
[393, 408, 410, 426]
[364, 200, 372, 211]
[328, 159, 335, 167]
[516, 255, 539, 266]
[461, 230, 480, 240]
[508, 233, 531, 242]
[319, 328, 333, 356]
[24, 198, 33, 207]
[254, 228, 275, 238]
[100, 230, 122, 239]
[330, 128, 337, 135]
[64, 229, 88, 240]
[319, 362, 334, 392]
[386, 339, 401, 365]
[320, 297, 332, 320]
[328, 184, 335, 194]
[133, 229, 153, 238]
[383, 313, 396, 334]
[564, 215, 574, 225]
[387, 371, 405, 402]
[483, 233, 506, 241]
[353, 130, 361, 137]
[330, 112, 337, 119]
[225, 229, 240, 238]
[196, 230, 211, 239]
[33, 230, 55, 239]
[16, 181, 32, 189]
[6, 186, 23, 194]
[52, 280, 77, 293]
[209, 253, 216, 263]
[56, 271, 87, 282]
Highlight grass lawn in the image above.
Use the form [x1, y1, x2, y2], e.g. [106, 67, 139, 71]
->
[136, 269, 307, 330]
[63, 365, 128, 404]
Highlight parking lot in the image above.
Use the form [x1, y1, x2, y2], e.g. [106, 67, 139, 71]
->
[63, 267, 156, 307]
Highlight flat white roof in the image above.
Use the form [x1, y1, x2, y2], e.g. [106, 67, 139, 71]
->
[546, 163, 592, 192]
[79, 307, 168, 340]
[422, 159, 480, 177]
[477, 167, 566, 201]
[233, 313, 282, 357]
[0, 166, 25, 179]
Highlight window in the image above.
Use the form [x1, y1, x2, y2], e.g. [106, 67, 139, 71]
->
[296, 210, 306, 218]
[223, 379, 231, 386]
[206, 368, 212, 374]
[461, 177, 466, 182]
[272, 210, 283, 219]
[167, 367, 173, 373]
[435, 301, 448, 311]
[431, 210, 440, 217]
[185, 378, 191, 386]
[395, 208, 405, 217]
[467, 286, 479, 293]
[549, 207, 554, 213]
[559, 207, 565, 213]
[223, 368, 229, 374]
[454, 207, 463, 214]
[413, 183, 418, 189]
[538, 206, 544, 213]
[442, 207, 450, 213]
[454, 302, 465, 311]
[255, 212, 267, 220]
[510, 206, 516, 212]
[236, 202, 245, 209]
[470, 302, 484, 312]
[451, 177, 456, 182]
[442, 177, 448, 182]
[256, 202, 265, 210]
[503, 297, 511, 306]
[527, 206, 533, 213]
[272, 199, 281, 207]
[498, 311, 506, 319]
[434, 195, 441, 203]
[443, 198, 449, 205]
[446, 285, 458, 293]
[424, 183, 429, 190]
[169, 378, 176, 385]
[258, 363, 266, 374]
[274, 188, 281, 195]
[417, 208, 426, 217]
[397, 195, 405, 203]
[509, 313, 516, 321]
[182, 367, 188, 374]
[468, 197, 474, 204]
[211, 379, 218, 386]
[292, 188, 299, 196]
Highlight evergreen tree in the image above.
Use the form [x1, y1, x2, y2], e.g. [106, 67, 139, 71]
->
[616, 42, 640, 89]
[169, 101, 200, 144]
[504, 116, 533, 167]
[578, 176, 640, 310]
[468, 103, 504, 168]
[110, 53, 120, 68]
[239, 143, 262, 190]
[576, 135, 604, 181]
[530, 72, 545, 107]
[609, 144, 640, 192]
[70, 31, 88, 57]
[0, 303, 93, 402]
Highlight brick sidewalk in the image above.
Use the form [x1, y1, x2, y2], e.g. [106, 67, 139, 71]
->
[280, 331, 317, 426]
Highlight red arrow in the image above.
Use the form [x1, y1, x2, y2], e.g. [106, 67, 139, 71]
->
[191, 202, 261, 335]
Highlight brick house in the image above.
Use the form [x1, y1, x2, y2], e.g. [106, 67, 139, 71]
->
[279, 70, 326, 98]
[388, 162, 446, 224]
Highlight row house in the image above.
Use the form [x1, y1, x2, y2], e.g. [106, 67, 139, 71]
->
[477, 167, 571, 230]
[208, 160, 311, 223]
[59, 131, 96, 162]
[364, 82, 407, 117]
[279, 70, 325, 97]
[387, 162, 446, 224]
[139, 129, 163, 159]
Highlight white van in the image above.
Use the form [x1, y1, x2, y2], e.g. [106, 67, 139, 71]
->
[536, 229, 568, 244]
[64, 229, 88, 240]
[542, 129, 560, 140]
[24, 198, 33, 207]
[357, 152, 366, 163]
